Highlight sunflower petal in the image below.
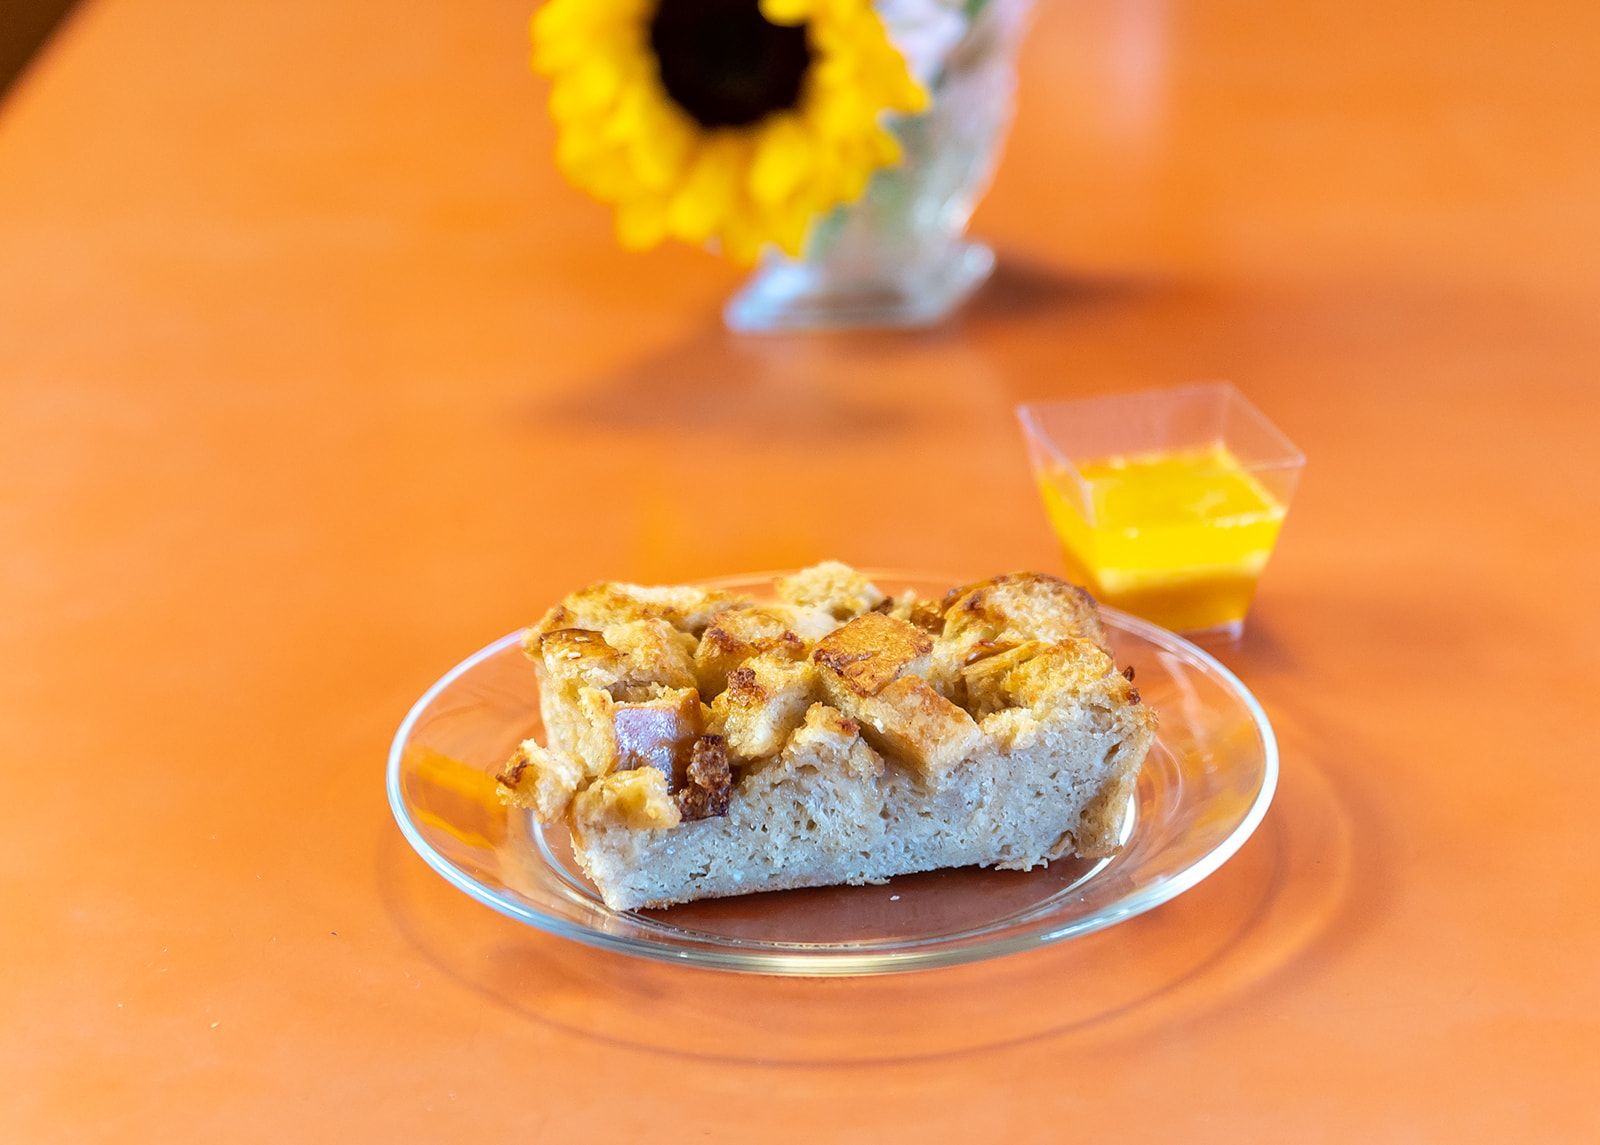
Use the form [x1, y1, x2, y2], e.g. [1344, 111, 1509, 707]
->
[719, 212, 766, 267]
[668, 136, 740, 244]
[758, 0, 812, 26]
[629, 107, 695, 191]
[767, 200, 813, 257]
[748, 115, 813, 206]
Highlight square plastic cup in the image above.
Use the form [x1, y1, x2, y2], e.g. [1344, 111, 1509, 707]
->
[1017, 383, 1305, 637]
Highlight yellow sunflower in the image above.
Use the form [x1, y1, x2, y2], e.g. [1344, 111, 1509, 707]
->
[532, 0, 928, 263]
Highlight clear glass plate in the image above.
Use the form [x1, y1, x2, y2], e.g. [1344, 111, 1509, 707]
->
[386, 572, 1278, 976]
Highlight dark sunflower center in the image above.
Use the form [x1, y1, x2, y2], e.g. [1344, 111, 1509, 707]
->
[648, 0, 812, 129]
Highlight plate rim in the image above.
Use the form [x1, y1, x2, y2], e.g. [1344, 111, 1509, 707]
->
[386, 570, 1279, 976]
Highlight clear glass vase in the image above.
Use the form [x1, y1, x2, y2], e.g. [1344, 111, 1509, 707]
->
[726, 0, 1036, 332]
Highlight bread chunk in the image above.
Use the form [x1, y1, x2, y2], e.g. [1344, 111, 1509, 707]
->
[888, 593, 949, 635]
[536, 627, 624, 692]
[955, 640, 1053, 717]
[708, 651, 820, 762]
[693, 603, 836, 695]
[535, 621, 698, 762]
[818, 671, 983, 778]
[998, 639, 1133, 714]
[941, 572, 1109, 650]
[774, 561, 886, 620]
[601, 619, 698, 693]
[496, 741, 586, 821]
[812, 612, 933, 697]
[573, 767, 682, 833]
[499, 564, 1156, 909]
[929, 573, 1111, 701]
[611, 686, 705, 785]
[539, 620, 696, 701]
[534, 581, 749, 639]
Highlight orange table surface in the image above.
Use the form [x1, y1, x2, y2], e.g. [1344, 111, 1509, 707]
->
[3, 1, 1599, 1140]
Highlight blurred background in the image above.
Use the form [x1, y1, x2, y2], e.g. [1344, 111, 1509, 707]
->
[3, 0, 1595, 653]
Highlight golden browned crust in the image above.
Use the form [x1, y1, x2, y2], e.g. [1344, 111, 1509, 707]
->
[941, 571, 1109, 650]
[537, 627, 624, 687]
[817, 671, 983, 777]
[534, 582, 750, 638]
[708, 653, 819, 762]
[954, 640, 1054, 715]
[495, 741, 586, 821]
[693, 604, 826, 694]
[1002, 641, 1138, 712]
[773, 561, 886, 619]
[811, 612, 933, 697]
[538, 621, 697, 701]
[907, 598, 948, 634]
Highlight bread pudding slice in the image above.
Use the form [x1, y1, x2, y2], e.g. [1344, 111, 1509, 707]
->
[497, 562, 1156, 911]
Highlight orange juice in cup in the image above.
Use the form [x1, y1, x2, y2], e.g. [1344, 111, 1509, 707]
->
[1019, 385, 1304, 637]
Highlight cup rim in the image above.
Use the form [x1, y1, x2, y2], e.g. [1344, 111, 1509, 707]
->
[1015, 382, 1307, 481]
